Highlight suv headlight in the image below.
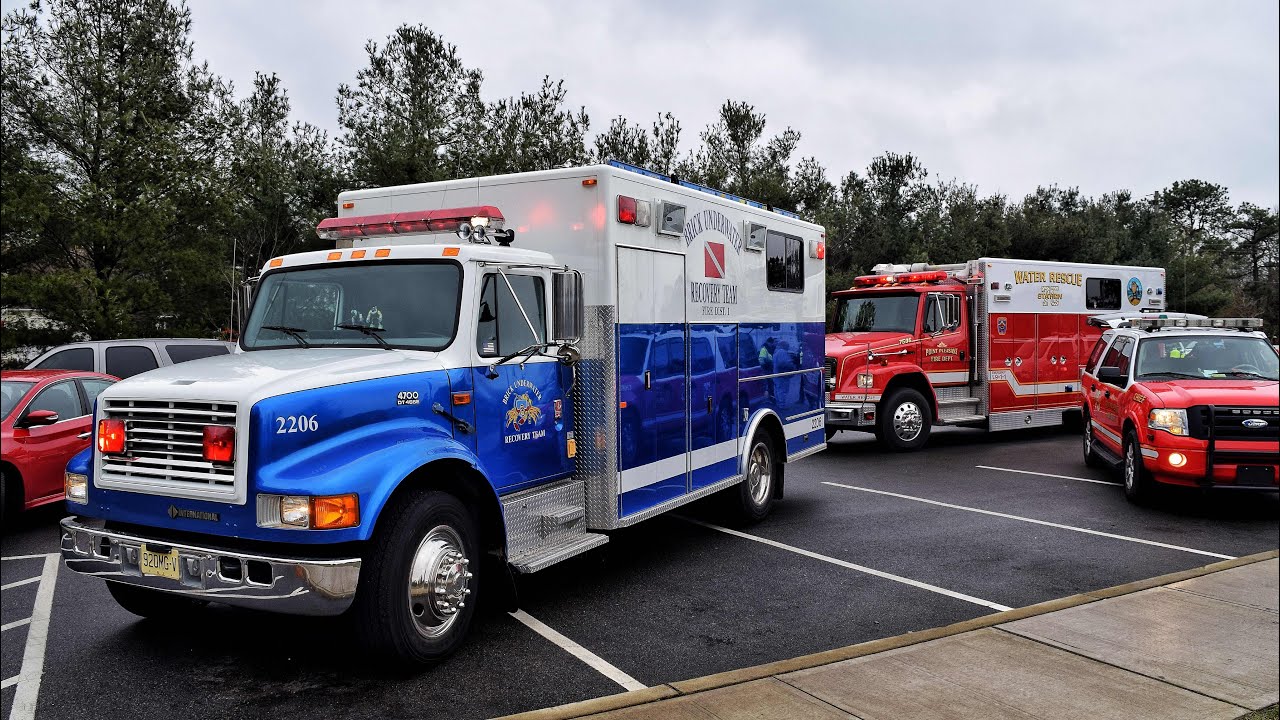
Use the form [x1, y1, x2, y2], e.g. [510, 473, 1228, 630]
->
[1148, 408, 1188, 436]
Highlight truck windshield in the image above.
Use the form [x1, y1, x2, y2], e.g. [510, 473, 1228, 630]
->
[832, 295, 920, 334]
[1135, 335, 1280, 381]
[241, 262, 462, 351]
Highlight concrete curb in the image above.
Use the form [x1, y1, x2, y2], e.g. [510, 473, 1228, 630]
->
[494, 548, 1279, 720]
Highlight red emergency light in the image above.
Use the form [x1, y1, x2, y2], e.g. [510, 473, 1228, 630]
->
[852, 270, 950, 287]
[203, 425, 235, 463]
[316, 207, 506, 241]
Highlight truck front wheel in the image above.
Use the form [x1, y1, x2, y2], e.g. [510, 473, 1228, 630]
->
[878, 388, 932, 451]
[353, 490, 479, 664]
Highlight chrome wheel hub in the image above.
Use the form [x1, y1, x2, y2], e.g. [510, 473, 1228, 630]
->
[1124, 445, 1136, 489]
[893, 402, 924, 442]
[747, 442, 772, 506]
[407, 525, 472, 638]
[1083, 424, 1092, 454]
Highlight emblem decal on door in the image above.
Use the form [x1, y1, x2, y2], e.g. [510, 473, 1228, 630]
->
[502, 379, 546, 443]
[704, 241, 726, 279]
[996, 317, 1008, 336]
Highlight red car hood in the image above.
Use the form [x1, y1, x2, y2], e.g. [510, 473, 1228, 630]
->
[1137, 379, 1280, 408]
[825, 331, 914, 358]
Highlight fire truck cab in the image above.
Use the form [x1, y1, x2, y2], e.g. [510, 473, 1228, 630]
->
[825, 258, 1166, 450]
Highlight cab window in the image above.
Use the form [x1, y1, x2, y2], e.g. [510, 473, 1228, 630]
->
[477, 273, 547, 357]
[105, 345, 159, 378]
[1099, 336, 1130, 374]
[34, 347, 93, 372]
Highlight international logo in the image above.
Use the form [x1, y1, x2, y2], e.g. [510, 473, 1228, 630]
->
[1242, 419, 1267, 429]
[996, 317, 1008, 336]
[168, 505, 219, 522]
[502, 379, 546, 444]
[1127, 277, 1143, 306]
[704, 240, 726, 279]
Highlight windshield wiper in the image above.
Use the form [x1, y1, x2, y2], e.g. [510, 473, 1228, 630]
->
[1137, 371, 1204, 380]
[261, 325, 311, 348]
[1222, 371, 1273, 380]
[485, 343, 549, 378]
[336, 323, 392, 350]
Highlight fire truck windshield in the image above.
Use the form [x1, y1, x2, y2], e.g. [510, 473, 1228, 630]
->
[242, 262, 462, 351]
[1135, 335, 1279, 381]
[832, 294, 920, 334]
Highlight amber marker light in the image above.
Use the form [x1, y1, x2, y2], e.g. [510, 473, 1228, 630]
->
[582, 177, 598, 187]
[269, 258, 284, 268]
[341, 202, 355, 209]
[327, 251, 343, 261]
[375, 248, 391, 258]
[351, 249, 367, 259]
[442, 247, 460, 257]
[312, 494, 359, 530]
[451, 391, 472, 406]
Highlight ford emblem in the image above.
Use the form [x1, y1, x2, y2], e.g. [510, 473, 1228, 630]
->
[1242, 419, 1267, 429]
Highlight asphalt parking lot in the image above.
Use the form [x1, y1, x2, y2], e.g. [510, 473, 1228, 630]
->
[3, 425, 1277, 720]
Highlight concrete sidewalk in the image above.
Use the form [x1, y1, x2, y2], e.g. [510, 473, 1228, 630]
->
[501, 551, 1279, 720]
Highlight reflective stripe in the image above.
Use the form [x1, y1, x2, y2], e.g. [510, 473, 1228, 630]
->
[1091, 419, 1123, 445]
[1140, 447, 1158, 459]
[926, 371, 970, 384]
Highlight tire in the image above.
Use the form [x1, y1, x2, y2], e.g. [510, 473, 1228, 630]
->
[1082, 412, 1105, 468]
[878, 388, 932, 452]
[1122, 430, 1153, 504]
[731, 431, 781, 524]
[0, 470, 20, 529]
[107, 582, 206, 618]
[352, 490, 479, 664]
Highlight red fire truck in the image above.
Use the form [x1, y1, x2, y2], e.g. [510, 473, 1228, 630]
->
[824, 258, 1167, 451]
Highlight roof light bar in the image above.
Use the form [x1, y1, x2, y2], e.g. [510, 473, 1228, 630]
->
[316, 207, 506, 242]
[1134, 317, 1264, 330]
[852, 270, 951, 287]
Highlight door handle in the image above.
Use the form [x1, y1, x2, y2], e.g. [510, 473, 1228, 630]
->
[1104, 390, 1111, 399]
[707, 396, 713, 413]
[78, 432, 91, 439]
[644, 371, 651, 390]
[1091, 384, 1097, 392]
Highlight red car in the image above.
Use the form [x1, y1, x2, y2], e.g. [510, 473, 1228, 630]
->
[2, 369, 117, 519]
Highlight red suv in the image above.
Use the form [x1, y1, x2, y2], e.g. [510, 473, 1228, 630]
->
[2, 370, 117, 519]
[1080, 317, 1279, 502]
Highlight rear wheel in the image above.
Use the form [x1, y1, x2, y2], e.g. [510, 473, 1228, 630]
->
[107, 582, 207, 618]
[352, 490, 479, 664]
[878, 389, 931, 452]
[731, 432, 780, 524]
[1122, 430, 1153, 504]
[1082, 412, 1104, 468]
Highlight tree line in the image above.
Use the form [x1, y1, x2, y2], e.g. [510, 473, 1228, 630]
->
[3, 0, 1276, 362]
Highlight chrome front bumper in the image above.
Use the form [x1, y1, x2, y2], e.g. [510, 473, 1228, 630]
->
[826, 401, 878, 429]
[60, 517, 361, 616]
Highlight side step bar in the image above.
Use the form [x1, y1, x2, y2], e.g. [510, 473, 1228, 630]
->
[501, 479, 609, 574]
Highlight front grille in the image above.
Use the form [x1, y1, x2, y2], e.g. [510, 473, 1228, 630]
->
[1188, 405, 1280, 441]
[824, 357, 837, 391]
[100, 399, 238, 498]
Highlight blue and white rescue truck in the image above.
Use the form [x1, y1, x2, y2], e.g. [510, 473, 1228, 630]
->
[60, 162, 828, 661]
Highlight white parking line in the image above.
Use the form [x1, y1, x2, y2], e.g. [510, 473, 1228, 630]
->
[8, 554, 60, 720]
[510, 610, 646, 692]
[1, 553, 60, 562]
[2, 617, 32, 632]
[823, 482, 1236, 560]
[976, 465, 1122, 487]
[687, 519, 1013, 612]
[1, 576, 41, 591]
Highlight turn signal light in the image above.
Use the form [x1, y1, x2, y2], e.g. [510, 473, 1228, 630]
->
[203, 425, 235, 463]
[97, 419, 125, 454]
[312, 494, 359, 530]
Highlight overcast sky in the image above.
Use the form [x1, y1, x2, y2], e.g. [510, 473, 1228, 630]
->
[8, 0, 1279, 206]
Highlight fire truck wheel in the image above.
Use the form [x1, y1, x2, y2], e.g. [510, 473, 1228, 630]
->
[879, 389, 932, 452]
[1082, 413, 1105, 468]
[733, 433, 780, 523]
[1122, 430, 1153, 504]
[106, 582, 207, 618]
[353, 490, 478, 664]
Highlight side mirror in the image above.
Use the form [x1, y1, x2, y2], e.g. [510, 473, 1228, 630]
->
[1096, 365, 1127, 387]
[20, 410, 59, 427]
[552, 270, 584, 345]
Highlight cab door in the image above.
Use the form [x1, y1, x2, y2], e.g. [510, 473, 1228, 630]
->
[1090, 336, 1134, 454]
[919, 292, 969, 387]
[471, 270, 573, 493]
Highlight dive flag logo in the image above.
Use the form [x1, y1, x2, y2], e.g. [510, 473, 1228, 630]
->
[704, 241, 726, 279]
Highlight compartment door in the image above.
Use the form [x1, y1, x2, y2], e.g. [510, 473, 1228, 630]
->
[616, 247, 688, 516]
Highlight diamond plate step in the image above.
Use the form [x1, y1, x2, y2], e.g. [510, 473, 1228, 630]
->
[509, 532, 609, 574]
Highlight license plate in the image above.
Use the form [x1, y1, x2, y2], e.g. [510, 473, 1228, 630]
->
[1235, 466, 1276, 487]
[139, 545, 181, 580]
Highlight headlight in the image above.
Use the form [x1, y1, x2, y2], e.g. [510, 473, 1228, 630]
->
[856, 373, 874, 388]
[65, 472, 89, 504]
[1148, 408, 1188, 436]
